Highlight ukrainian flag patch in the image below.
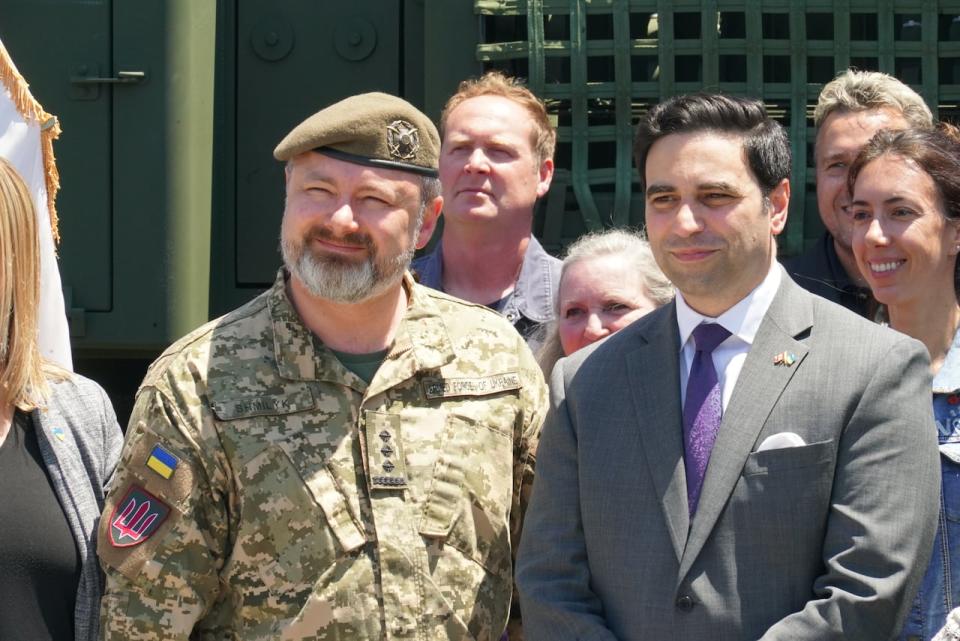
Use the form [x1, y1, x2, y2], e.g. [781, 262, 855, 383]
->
[145, 444, 178, 480]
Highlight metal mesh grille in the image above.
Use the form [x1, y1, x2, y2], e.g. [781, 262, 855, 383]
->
[476, 0, 960, 256]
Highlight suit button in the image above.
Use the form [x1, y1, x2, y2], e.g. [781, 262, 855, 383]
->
[675, 595, 695, 612]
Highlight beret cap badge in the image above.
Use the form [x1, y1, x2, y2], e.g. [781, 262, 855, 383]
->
[386, 120, 420, 160]
[273, 92, 439, 177]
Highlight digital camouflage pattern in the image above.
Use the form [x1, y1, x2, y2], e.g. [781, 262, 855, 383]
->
[98, 269, 547, 641]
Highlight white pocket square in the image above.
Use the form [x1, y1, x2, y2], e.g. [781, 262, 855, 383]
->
[757, 432, 806, 452]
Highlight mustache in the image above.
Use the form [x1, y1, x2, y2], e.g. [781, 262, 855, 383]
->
[305, 225, 373, 250]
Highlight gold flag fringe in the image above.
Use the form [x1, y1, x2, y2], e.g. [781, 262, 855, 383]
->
[0, 40, 61, 245]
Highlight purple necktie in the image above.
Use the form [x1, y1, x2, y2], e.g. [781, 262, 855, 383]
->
[683, 322, 731, 515]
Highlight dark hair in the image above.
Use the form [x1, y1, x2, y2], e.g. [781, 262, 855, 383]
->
[633, 93, 791, 195]
[847, 124, 960, 223]
[847, 123, 960, 294]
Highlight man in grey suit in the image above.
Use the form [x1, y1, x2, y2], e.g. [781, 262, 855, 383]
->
[516, 93, 941, 640]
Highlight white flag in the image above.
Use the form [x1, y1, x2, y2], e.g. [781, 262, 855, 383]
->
[0, 38, 72, 370]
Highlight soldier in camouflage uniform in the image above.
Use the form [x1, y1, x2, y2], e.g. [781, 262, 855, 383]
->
[97, 92, 547, 640]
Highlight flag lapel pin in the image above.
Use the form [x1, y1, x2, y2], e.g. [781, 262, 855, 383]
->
[773, 351, 797, 367]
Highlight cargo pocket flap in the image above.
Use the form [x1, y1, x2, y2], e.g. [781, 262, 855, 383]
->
[418, 415, 469, 538]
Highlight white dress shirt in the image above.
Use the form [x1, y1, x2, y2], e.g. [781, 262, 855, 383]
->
[676, 263, 782, 410]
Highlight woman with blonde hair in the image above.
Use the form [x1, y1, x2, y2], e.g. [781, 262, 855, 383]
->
[0, 157, 122, 641]
[538, 228, 673, 375]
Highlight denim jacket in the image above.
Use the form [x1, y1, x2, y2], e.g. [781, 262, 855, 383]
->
[901, 327, 960, 641]
[412, 236, 560, 352]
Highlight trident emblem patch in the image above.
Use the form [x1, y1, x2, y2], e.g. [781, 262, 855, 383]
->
[108, 484, 171, 548]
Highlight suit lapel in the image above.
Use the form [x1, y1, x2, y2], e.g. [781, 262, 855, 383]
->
[678, 275, 814, 579]
[625, 303, 689, 563]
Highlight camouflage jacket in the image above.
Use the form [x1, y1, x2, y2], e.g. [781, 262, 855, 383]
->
[98, 270, 547, 641]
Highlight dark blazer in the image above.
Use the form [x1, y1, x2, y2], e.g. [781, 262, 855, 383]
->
[516, 272, 940, 641]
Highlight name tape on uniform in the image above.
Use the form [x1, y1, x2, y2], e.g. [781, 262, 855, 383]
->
[422, 372, 521, 399]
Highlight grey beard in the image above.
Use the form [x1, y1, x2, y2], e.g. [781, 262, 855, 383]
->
[282, 239, 413, 303]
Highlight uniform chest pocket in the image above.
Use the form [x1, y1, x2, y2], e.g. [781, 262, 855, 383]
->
[228, 440, 365, 615]
[418, 412, 514, 578]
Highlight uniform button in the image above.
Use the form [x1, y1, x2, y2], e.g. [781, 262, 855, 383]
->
[675, 595, 695, 612]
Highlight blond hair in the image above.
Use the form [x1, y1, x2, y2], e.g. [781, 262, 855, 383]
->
[0, 158, 55, 410]
[537, 229, 674, 375]
[440, 71, 556, 165]
[814, 69, 933, 129]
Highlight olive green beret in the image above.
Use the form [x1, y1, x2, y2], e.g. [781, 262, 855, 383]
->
[274, 92, 439, 177]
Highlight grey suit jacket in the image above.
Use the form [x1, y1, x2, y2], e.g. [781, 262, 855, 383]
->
[32, 373, 123, 641]
[516, 273, 940, 641]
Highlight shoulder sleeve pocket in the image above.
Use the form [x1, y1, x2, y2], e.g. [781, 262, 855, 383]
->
[97, 422, 198, 581]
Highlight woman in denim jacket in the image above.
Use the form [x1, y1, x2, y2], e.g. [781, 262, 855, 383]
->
[848, 124, 960, 641]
